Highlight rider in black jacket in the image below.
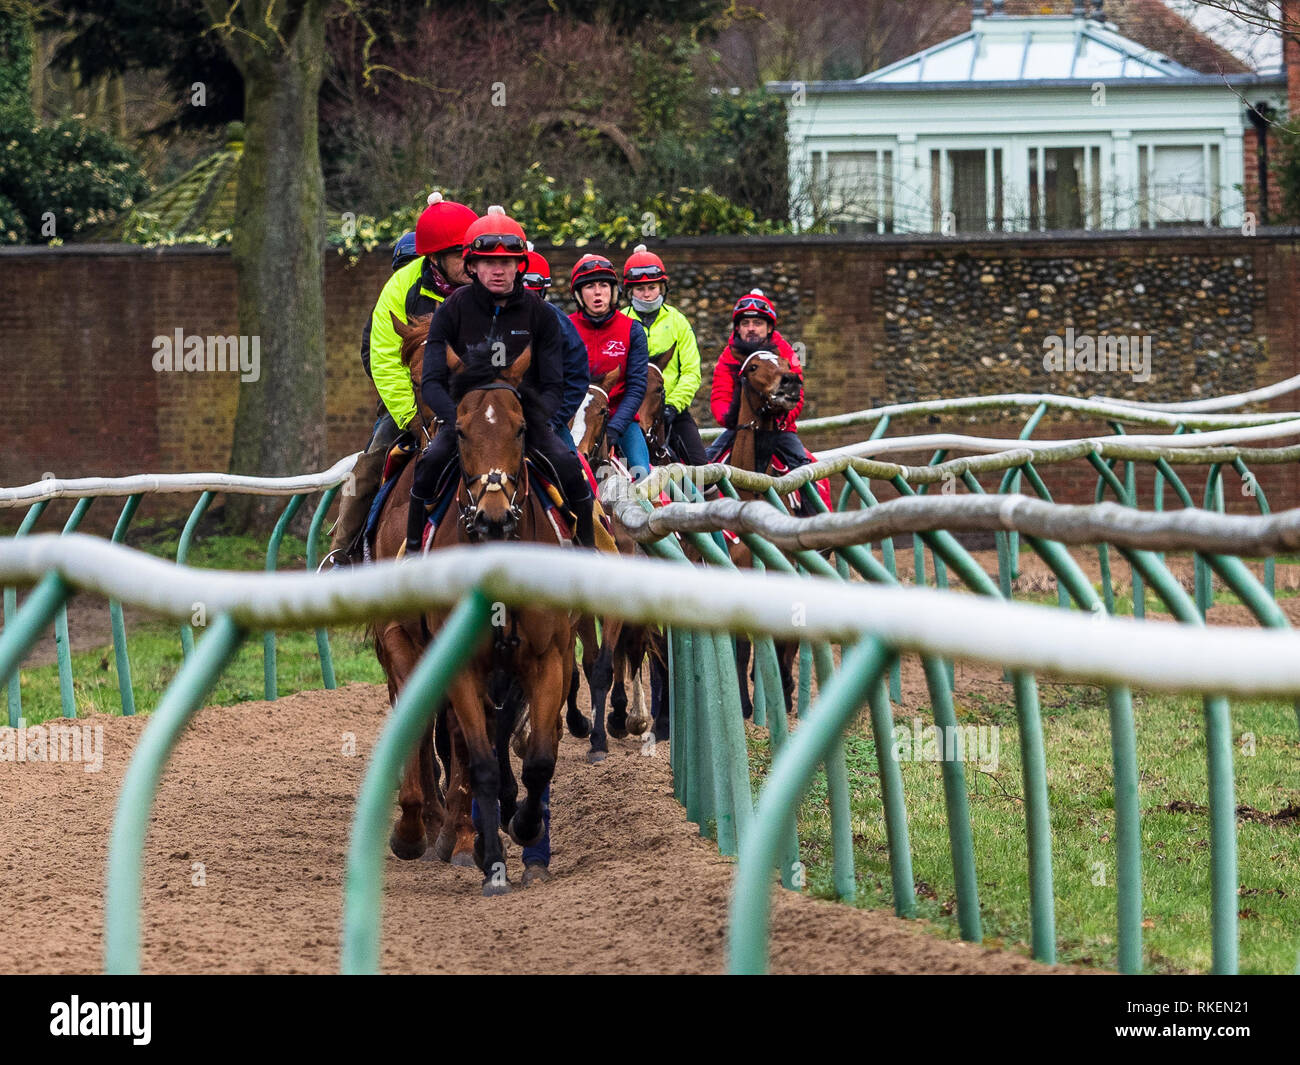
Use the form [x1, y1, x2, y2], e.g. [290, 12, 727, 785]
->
[407, 206, 597, 553]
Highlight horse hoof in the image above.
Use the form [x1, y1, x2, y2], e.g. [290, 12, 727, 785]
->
[432, 830, 455, 863]
[567, 712, 591, 739]
[388, 829, 427, 861]
[507, 812, 544, 849]
[627, 716, 650, 736]
[450, 850, 477, 868]
[522, 863, 553, 887]
[587, 749, 607, 764]
[607, 721, 628, 740]
[481, 878, 513, 897]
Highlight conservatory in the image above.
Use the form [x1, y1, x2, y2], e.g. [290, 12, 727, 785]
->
[770, 2, 1286, 234]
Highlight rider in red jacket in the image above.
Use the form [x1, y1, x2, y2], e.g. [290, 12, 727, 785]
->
[705, 289, 812, 475]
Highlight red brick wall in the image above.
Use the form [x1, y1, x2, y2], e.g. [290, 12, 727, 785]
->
[2, 232, 1299, 534]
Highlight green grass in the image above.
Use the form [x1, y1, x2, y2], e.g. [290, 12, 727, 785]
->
[749, 683, 1300, 974]
[10, 620, 385, 725]
[7, 529, 385, 724]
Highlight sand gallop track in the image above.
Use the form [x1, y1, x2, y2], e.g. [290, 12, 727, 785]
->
[0, 682, 1066, 974]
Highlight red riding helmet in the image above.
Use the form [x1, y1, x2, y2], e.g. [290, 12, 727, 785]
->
[461, 205, 529, 263]
[732, 288, 777, 329]
[571, 253, 619, 294]
[523, 243, 551, 292]
[622, 243, 668, 289]
[414, 192, 477, 256]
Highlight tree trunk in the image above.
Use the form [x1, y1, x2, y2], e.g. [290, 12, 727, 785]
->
[224, 15, 328, 531]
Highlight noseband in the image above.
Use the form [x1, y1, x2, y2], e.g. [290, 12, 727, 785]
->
[458, 381, 528, 538]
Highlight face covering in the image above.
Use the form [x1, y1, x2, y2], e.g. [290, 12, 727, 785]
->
[632, 293, 664, 315]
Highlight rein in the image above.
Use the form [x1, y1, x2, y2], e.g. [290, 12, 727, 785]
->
[458, 381, 528, 537]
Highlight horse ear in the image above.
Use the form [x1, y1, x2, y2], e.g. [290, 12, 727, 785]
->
[654, 345, 675, 370]
[391, 312, 411, 338]
[446, 348, 463, 374]
[600, 368, 620, 390]
[502, 345, 531, 387]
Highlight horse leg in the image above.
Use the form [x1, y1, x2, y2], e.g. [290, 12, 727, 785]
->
[608, 621, 629, 740]
[778, 640, 797, 715]
[566, 617, 596, 738]
[495, 683, 523, 831]
[588, 634, 614, 763]
[433, 710, 476, 866]
[380, 621, 430, 860]
[510, 644, 565, 866]
[449, 674, 510, 896]
[735, 636, 754, 719]
[417, 723, 446, 861]
[624, 627, 651, 736]
[650, 651, 670, 741]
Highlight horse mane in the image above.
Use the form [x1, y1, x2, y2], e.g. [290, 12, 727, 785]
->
[399, 313, 433, 367]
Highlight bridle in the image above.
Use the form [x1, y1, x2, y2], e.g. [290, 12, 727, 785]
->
[735, 350, 786, 433]
[457, 381, 528, 538]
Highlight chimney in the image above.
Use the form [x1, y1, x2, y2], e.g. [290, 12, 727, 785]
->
[1286, 0, 1300, 119]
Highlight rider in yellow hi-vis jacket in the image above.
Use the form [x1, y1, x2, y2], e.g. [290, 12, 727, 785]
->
[323, 193, 477, 567]
[618, 244, 709, 467]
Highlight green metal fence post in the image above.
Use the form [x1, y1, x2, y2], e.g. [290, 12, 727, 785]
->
[177, 491, 215, 659]
[104, 613, 247, 973]
[5, 500, 49, 726]
[55, 498, 95, 718]
[263, 493, 306, 701]
[340, 590, 492, 974]
[0, 573, 70, 718]
[728, 637, 894, 974]
[109, 494, 142, 716]
[305, 485, 341, 689]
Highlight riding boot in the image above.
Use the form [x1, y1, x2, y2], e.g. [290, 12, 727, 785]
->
[406, 491, 430, 556]
[323, 448, 387, 567]
[572, 496, 597, 549]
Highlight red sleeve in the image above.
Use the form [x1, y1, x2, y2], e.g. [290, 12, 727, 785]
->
[710, 344, 739, 427]
[775, 333, 804, 430]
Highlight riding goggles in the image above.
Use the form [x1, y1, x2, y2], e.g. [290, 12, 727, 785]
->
[733, 296, 774, 317]
[624, 265, 666, 282]
[468, 233, 528, 254]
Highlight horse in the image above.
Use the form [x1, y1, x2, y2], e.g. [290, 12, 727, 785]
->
[372, 314, 574, 894]
[564, 369, 667, 760]
[716, 347, 805, 717]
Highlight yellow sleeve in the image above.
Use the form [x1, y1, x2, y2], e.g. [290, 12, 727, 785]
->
[369, 271, 419, 430]
[664, 308, 702, 411]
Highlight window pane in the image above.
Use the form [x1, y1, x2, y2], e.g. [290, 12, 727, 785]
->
[950, 149, 988, 230]
[1147, 145, 1209, 225]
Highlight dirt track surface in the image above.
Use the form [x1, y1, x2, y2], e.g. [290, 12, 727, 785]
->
[0, 682, 1068, 975]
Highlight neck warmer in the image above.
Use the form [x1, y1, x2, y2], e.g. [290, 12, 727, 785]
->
[632, 294, 664, 315]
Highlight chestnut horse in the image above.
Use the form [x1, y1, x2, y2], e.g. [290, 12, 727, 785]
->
[719, 347, 804, 717]
[372, 314, 573, 894]
[563, 371, 663, 761]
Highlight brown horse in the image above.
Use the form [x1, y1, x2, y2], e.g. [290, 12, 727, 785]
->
[564, 369, 668, 760]
[373, 315, 573, 894]
[719, 347, 804, 716]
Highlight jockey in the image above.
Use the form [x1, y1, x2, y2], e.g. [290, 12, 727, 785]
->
[522, 244, 589, 453]
[619, 244, 709, 468]
[325, 194, 477, 567]
[408, 206, 597, 553]
[705, 288, 811, 474]
[568, 253, 650, 480]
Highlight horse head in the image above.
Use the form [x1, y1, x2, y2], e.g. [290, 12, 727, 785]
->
[446, 344, 532, 542]
[570, 368, 619, 465]
[738, 348, 800, 427]
[639, 355, 669, 464]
